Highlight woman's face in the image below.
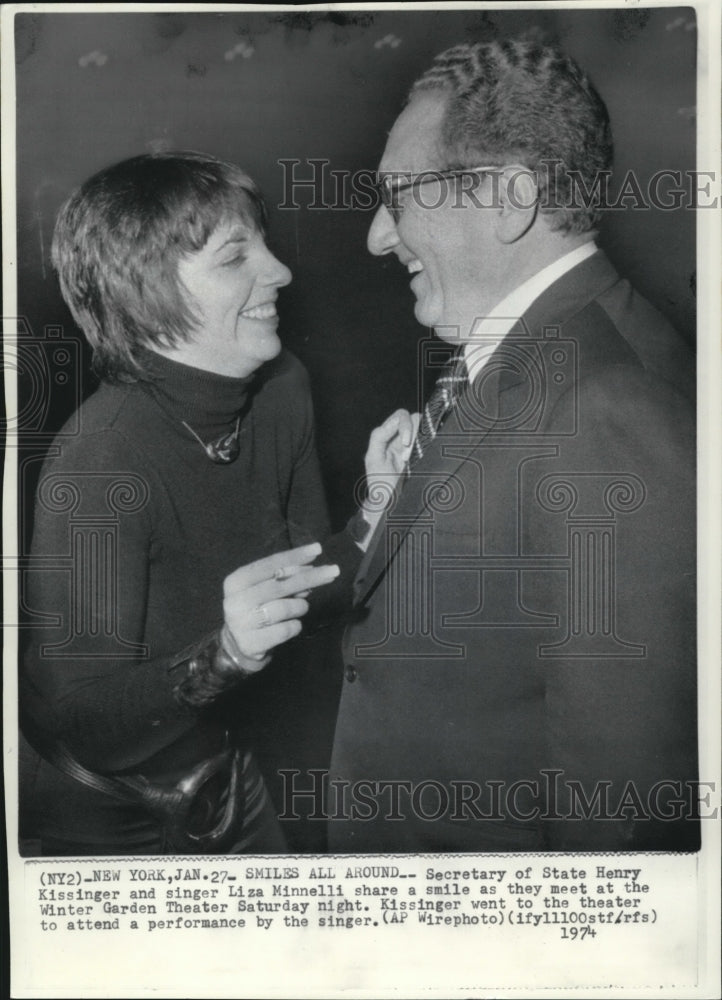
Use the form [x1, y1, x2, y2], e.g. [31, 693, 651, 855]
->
[175, 218, 292, 377]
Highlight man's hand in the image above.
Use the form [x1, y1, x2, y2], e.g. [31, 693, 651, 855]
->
[222, 543, 340, 670]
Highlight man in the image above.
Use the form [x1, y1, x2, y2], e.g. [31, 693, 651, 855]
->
[327, 39, 698, 852]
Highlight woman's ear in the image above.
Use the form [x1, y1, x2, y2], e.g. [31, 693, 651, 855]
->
[494, 165, 539, 244]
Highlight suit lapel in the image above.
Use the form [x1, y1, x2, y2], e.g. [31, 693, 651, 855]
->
[353, 251, 623, 605]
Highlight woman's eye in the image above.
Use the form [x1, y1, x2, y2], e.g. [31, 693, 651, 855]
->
[221, 253, 247, 267]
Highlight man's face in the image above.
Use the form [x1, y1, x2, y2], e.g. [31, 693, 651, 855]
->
[368, 92, 500, 343]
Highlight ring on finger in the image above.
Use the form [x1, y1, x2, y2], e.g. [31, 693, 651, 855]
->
[255, 604, 271, 628]
[273, 567, 289, 581]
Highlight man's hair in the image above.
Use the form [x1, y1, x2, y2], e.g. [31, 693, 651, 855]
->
[51, 151, 266, 380]
[409, 39, 613, 233]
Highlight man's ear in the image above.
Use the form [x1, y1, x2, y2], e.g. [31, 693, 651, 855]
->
[494, 165, 538, 244]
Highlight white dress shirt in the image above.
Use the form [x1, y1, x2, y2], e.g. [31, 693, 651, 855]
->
[464, 240, 598, 384]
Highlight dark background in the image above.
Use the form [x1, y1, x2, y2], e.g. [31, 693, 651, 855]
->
[14, 7, 697, 851]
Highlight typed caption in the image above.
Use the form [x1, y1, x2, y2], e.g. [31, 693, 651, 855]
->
[13, 852, 703, 996]
[33, 860, 659, 936]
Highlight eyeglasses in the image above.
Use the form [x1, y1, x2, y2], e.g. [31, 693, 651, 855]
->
[375, 166, 500, 223]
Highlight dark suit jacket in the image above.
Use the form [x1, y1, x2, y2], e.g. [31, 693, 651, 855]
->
[328, 251, 698, 853]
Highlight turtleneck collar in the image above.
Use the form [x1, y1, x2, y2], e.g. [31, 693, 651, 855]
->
[138, 350, 256, 438]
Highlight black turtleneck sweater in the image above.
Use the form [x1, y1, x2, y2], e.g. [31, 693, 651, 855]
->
[21, 349, 360, 851]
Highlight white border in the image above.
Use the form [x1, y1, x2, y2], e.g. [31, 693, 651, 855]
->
[3, 3, 720, 997]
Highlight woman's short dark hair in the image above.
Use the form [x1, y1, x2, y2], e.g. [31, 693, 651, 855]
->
[409, 39, 613, 233]
[51, 151, 267, 379]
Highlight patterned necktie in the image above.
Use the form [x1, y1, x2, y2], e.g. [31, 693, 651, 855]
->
[410, 352, 468, 467]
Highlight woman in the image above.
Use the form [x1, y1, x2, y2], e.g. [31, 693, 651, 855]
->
[20, 151, 405, 855]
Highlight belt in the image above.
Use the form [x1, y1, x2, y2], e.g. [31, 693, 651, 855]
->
[23, 724, 245, 854]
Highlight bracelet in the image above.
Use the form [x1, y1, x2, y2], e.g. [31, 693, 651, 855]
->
[173, 642, 232, 709]
[173, 629, 264, 710]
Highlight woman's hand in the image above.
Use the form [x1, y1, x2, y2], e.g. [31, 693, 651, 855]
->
[222, 543, 339, 671]
[361, 409, 420, 532]
[365, 408, 420, 480]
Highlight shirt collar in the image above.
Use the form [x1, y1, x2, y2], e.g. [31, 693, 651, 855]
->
[464, 240, 598, 384]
